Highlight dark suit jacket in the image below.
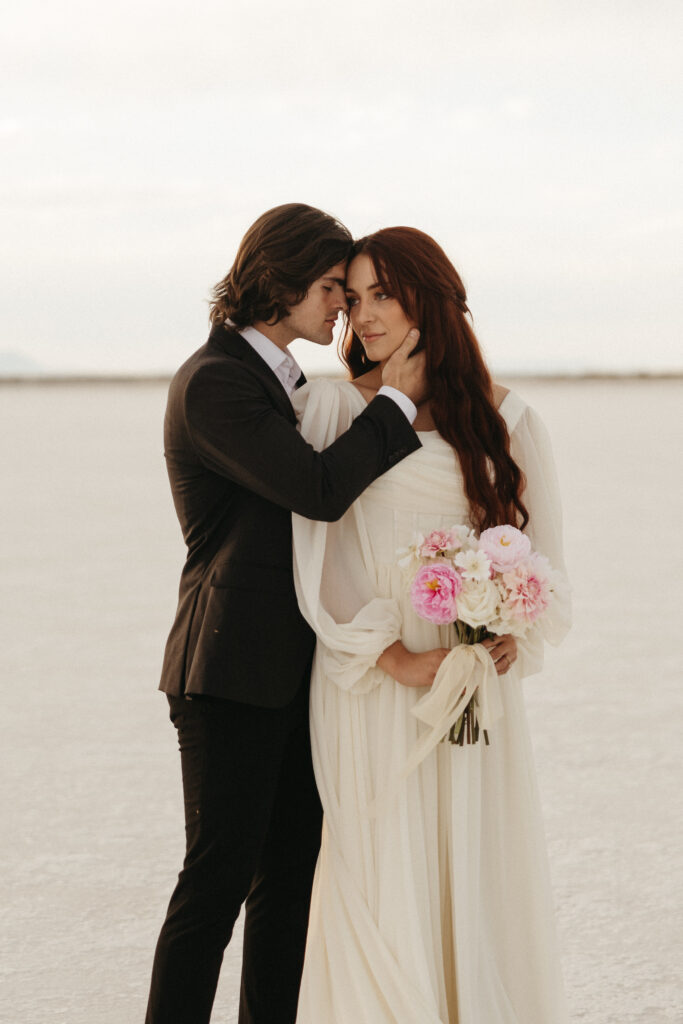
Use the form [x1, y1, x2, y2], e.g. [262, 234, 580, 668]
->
[159, 323, 421, 707]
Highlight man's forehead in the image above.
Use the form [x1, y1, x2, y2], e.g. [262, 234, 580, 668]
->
[321, 270, 346, 286]
[318, 258, 347, 285]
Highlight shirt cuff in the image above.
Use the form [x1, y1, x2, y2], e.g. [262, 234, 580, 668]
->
[376, 385, 418, 424]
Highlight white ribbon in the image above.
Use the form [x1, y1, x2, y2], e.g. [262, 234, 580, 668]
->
[365, 644, 503, 817]
[405, 643, 503, 776]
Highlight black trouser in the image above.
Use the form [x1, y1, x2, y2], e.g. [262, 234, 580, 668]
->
[145, 681, 322, 1024]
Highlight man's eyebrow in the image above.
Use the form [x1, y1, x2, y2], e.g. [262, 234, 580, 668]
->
[323, 275, 346, 286]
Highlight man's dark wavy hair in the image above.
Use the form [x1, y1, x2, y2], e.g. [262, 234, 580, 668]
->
[209, 203, 353, 328]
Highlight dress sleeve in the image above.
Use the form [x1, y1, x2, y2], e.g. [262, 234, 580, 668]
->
[505, 398, 572, 677]
[291, 381, 403, 694]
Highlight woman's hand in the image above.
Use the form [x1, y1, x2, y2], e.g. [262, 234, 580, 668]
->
[378, 634, 518, 687]
[481, 634, 518, 675]
[377, 640, 450, 688]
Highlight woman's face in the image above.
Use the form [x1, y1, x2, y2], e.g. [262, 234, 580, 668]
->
[345, 253, 416, 365]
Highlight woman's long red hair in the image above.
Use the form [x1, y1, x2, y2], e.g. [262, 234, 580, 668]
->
[342, 227, 528, 532]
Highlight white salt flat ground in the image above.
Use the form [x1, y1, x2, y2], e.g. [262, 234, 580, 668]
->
[0, 378, 681, 1023]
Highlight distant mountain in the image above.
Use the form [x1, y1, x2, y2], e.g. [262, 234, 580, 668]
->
[0, 351, 46, 375]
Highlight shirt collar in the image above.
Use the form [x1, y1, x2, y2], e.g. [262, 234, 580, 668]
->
[237, 324, 296, 375]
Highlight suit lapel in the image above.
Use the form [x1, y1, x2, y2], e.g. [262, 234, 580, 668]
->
[208, 323, 297, 424]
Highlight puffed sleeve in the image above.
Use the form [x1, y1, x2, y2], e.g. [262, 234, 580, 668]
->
[291, 380, 403, 693]
[503, 393, 572, 677]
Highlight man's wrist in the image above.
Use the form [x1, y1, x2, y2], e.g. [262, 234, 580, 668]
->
[376, 385, 417, 424]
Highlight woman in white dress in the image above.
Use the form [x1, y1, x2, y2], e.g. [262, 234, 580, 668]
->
[291, 227, 571, 1024]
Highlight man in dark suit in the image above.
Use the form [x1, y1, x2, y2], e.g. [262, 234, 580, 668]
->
[145, 204, 424, 1024]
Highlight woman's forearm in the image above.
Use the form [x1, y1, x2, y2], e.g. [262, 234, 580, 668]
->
[377, 641, 450, 688]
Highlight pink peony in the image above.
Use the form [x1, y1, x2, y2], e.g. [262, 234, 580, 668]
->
[410, 563, 463, 624]
[418, 528, 465, 559]
[478, 525, 531, 572]
[501, 555, 552, 622]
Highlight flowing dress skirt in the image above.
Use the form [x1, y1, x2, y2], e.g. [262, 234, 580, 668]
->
[292, 382, 571, 1024]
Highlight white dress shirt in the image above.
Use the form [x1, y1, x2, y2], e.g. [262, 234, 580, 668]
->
[235, 323, 417, 422]
[239, 325, 304, 396]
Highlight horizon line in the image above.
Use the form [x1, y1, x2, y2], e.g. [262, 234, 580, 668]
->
[1, 370, 682, 385]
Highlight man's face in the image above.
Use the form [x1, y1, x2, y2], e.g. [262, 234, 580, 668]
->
[279, 261, 347, 346]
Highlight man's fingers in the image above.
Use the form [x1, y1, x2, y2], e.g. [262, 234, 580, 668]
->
[380, 328, 427, 402]
[397, 327, 420, 356]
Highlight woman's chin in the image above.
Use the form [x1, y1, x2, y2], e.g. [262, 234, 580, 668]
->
[365, 342, 400, 363]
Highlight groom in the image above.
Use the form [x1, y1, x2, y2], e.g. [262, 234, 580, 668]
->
[145, 203, 424, 1024]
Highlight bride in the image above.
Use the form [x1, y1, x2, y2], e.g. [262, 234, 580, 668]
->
[291, 227, 571, 1023]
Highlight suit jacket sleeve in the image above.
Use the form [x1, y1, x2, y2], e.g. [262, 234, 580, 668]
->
[183, 362, 421, 522]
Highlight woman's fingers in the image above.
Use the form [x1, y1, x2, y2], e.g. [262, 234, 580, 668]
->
[481, 635, 518, 675]
[400, 639, 519, 686]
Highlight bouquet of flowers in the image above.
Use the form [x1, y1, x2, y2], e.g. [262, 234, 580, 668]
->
[398, 524, 556, 745]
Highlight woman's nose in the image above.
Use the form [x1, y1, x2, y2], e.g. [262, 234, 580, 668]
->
[356, 300, 374, 324]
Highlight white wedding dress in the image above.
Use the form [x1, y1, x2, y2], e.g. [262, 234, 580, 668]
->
[291, 380, 571, 1024]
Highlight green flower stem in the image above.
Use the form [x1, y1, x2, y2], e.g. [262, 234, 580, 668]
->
[446, 622, 493, 746]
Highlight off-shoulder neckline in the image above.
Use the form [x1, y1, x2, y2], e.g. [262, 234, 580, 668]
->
[336, 380, 519, 431]
[417, 391, 515, 434]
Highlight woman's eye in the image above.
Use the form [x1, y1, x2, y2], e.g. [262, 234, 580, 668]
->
[345, 296, 358, 307]
[376, 292, 389, 301]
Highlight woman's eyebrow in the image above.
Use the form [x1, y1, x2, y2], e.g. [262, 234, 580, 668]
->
[345, 281, 381, 293]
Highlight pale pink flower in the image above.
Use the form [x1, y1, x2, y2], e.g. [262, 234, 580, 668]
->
[478, 525, 531, 572]
[418, 528, 465, 559]
[501, 554, 552, 622]
[410, 563, 463, 625]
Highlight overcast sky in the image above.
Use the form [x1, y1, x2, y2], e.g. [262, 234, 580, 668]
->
[2, 0, 681, 376]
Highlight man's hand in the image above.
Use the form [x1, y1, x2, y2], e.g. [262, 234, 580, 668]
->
[377, 640, 449, 688]
[381, 328, 428, 406]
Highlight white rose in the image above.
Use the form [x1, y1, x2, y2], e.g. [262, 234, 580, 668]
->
[456, 579, 500, 630]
